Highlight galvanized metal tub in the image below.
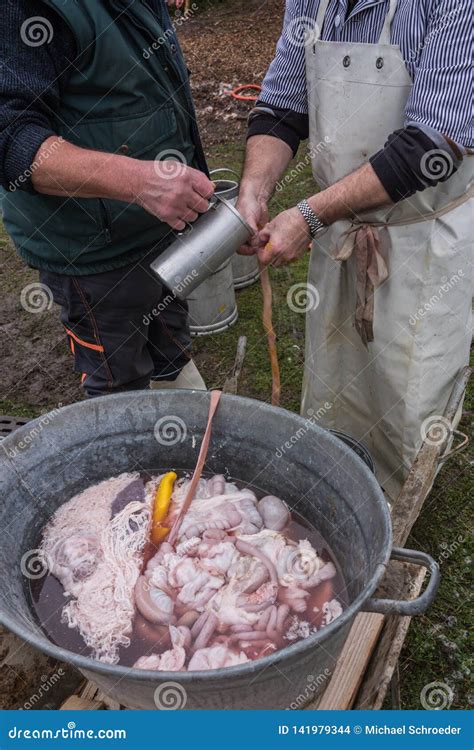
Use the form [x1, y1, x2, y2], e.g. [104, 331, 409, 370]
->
[211, 169, 260, 290]
[0, 391, 439, 710]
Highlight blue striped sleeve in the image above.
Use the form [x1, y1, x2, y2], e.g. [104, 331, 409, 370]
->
[404, 0, 473, 146]
[259, 0, 313, 113]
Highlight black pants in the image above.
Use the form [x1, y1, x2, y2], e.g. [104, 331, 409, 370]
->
[40, 251, 191, 397]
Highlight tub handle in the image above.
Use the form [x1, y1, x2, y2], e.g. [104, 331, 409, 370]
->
[363, 547, 440, 616]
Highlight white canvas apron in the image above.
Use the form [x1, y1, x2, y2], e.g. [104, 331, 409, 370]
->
[302, 0, 473, 500]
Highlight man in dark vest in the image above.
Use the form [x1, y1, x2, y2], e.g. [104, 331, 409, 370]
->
[0, 0, 214, 396]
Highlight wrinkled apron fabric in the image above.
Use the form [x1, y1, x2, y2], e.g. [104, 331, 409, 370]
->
[301, 0, 473, 500]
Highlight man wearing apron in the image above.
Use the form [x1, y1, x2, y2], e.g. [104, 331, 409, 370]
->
[238, 0, 472, 500]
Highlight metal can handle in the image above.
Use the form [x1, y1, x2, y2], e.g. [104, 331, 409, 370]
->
[209, 167, 240, 180]
[363, 547, 440, 616]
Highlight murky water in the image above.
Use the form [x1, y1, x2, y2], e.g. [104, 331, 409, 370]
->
[28, 474, 347, 667]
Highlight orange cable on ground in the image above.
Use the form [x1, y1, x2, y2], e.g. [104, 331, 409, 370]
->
[230, 84, 262, 101]
[259, 260, 281, 407]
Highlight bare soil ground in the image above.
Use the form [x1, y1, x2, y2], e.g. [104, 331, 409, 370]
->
[179, 0, 284, 147]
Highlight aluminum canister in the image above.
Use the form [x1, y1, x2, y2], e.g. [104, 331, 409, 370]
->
[150, 196, 253, 300]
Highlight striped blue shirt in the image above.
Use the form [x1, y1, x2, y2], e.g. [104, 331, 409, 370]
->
[261, 0, 473, 146]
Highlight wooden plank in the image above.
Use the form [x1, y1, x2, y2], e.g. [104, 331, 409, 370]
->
[223, 336, 247, 395]
[310, 612, 384, 710]
[81, 681, 121, 710]
[60, 695, 105, 710]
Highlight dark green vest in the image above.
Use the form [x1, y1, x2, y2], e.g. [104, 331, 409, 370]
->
[2, 0, 201, 274]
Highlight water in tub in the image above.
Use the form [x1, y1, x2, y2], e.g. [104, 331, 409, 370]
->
[27, 473, 347, 671]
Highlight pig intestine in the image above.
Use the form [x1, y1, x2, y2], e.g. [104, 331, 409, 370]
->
[40, 473, 342, 669]
[41, 473, 154, 664]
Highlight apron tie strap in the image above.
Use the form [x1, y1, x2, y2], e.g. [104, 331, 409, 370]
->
[331, 182, 473, 346]
[332, 224, 388, 346]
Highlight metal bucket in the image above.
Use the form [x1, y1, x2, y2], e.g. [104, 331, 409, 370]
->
[211, 169, 260, 290]
[0, 392, 439, 710]
[187, 259, 238, 336]
[328, 429, 375, 474]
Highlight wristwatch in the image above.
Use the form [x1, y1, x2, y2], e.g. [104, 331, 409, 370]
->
[297, 199, 326, 238]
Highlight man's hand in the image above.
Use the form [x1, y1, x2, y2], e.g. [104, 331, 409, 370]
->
[134, 160, 214, 231]
[237, 134, 294, 255]
[257, 206, 311, 267]
[31, 138, 215, 231]
[235, 191, 269, 255]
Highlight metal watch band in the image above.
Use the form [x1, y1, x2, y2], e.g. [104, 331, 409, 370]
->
[297, 199, 325, 238]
